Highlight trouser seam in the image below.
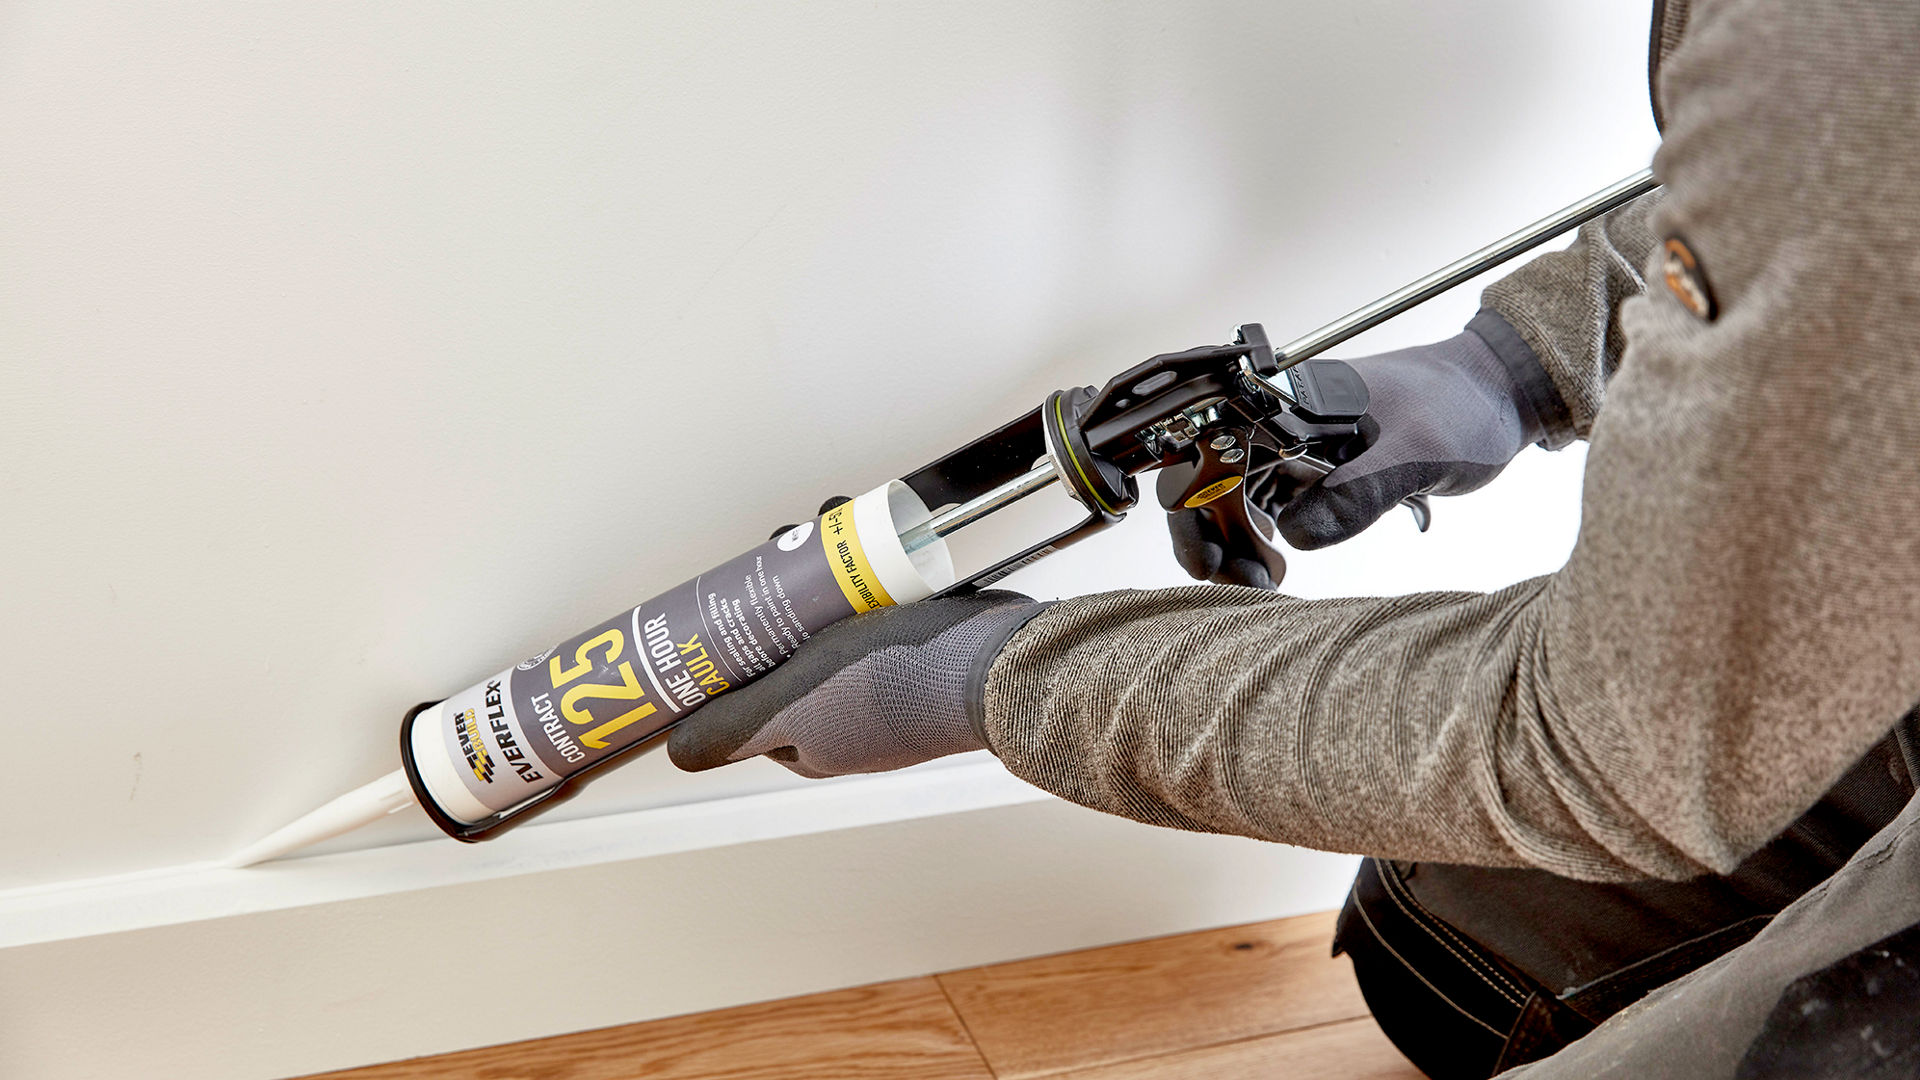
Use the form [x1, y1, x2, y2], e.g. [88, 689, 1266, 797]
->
[1374, 860, 1530, 1007]
[1350, 887, 1510, 1038]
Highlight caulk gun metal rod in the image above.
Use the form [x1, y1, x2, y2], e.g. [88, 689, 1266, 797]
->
[1271, 168, 1660, 371]
[899, 460, 1061, 554]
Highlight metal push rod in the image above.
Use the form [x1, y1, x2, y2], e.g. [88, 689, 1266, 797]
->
[1270, 168, 1658, 370]
[899, 460, 1060, 553]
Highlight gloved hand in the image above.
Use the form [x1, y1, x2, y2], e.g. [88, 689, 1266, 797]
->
[667, 590, 1044, 778]
[1166, 315, 1557, 578]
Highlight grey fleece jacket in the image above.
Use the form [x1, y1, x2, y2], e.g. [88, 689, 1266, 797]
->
[982, 0, 1920, 884]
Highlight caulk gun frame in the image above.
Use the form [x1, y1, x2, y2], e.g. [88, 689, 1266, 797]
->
[891, 169, 1658, 593]
[907, 320, 1355, 595]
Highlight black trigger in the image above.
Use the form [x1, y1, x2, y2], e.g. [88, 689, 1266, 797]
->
[1404, 495, 1432, 532]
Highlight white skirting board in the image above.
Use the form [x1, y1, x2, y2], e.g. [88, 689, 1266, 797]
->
[0, 762, 1359, 1080]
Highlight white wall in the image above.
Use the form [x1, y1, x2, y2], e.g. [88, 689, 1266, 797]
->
[0, 2, 1656, 1076]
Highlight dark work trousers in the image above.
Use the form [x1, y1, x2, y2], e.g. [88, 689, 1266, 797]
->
[1332, 709, 1920, 1080]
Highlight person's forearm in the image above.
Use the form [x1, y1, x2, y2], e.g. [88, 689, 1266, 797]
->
[983, 580, 1634, 875]
[1479, 189, 1664, 446]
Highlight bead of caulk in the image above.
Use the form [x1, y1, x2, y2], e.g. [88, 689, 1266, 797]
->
[224, 769, 417, 868]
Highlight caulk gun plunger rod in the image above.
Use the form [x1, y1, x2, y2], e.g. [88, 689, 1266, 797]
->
[1272, 168, 1660, 370]
[899, 460, 1060, 555]
[225, 768, 416, 868]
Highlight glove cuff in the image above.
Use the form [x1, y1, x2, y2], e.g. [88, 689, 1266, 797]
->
[1468, 308, 1574, 449]
[965, 599, 1055, 747]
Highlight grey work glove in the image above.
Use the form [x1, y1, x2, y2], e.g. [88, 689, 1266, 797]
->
[667, 591, 1044, 778]
[1166, 311, 1560, 578]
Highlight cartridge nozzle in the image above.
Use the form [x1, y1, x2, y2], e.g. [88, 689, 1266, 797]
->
[225, 769, 416, 868]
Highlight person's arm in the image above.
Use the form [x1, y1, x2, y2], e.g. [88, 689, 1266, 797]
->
[985, 0, 1920, 883]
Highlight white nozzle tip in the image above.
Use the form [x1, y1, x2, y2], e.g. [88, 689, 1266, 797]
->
[223, 840, 287, 871]
[225, 770, 416, 868]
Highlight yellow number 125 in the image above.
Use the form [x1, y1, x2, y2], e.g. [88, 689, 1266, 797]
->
[548, 629, 657, 749]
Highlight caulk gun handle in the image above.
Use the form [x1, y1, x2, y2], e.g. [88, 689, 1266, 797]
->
[1156, 429, 1289, 589]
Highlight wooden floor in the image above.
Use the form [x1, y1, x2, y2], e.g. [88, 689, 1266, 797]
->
[307, 910, 1421, 1080]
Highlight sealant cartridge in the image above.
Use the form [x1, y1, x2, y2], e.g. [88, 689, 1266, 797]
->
[400, 479, 955, 841]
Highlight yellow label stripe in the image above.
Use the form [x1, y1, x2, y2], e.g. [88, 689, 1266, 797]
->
[820, 502, 894, 612]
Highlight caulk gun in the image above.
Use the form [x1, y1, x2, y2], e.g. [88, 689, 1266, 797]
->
[227, 169, 1658, 867]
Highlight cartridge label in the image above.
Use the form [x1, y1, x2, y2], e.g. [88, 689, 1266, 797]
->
[433, 511, 894, 815]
